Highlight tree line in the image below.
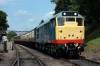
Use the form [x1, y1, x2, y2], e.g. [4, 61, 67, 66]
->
[51, 0, 100, 26]
[0, 10, 16, 41]
[0, 10, 9, 30]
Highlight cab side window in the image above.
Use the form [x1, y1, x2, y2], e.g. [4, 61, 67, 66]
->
[50, 18, 56, 27]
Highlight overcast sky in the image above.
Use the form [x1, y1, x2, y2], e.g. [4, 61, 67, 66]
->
[0, 0, 55, 31]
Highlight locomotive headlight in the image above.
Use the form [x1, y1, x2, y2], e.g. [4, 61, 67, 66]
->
[75, 43, 78, 47]
[64, 44, 67, 47]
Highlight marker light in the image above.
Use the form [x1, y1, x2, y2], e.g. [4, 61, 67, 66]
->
[63, 12, 66, 15]
[80, 30, 83, 33]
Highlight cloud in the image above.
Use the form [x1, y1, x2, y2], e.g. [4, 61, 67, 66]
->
[28, 18, 35, 22]
[0, 0, 19, 8]
[15, 18, 19, 21]
[9, 0, 19, 6]
[9, 0, 19, 2]
[43, 11, 55, 21]
[0, 0, 8, 7]
[28, 16, 39, 22]
[16, 22, 34, 31]
[14, 10, 32, 16]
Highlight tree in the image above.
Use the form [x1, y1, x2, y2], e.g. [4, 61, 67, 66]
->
[0, 10, 9, 30]
[50, 0, 71, 14]
[50, 0, 58, 3]
[7, 31, 17, 41]
[39, 19, 44, 25]
[69, 0, 100, 25]
[51, 0, 100, 25]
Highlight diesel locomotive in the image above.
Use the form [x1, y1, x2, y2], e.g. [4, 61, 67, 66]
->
[14, 11, 85, 57]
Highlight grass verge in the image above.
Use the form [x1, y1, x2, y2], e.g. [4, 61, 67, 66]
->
[85, 24, 100, 52]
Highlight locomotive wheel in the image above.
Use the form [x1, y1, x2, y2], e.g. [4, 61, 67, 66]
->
[50, 45, 54, 54]
[48, 48, 51, 53]
[35, 43, 38, 48]
[50, 48, 53, 54]
[55, 52, 58, 56]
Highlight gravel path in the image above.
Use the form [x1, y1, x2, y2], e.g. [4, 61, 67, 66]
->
[81, 51, 100, 63]
[0, 50, 16, 66]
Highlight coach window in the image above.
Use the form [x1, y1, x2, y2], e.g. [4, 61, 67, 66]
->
[40, 27, 42, 31]
[48, 22, 51, 28]
[51, 18, 56, 27]
[50, 21, 52, 28]
[46, 24, 48, 30]
[37, 29, 39, 33]
[47, 23, 49, 29]
[44, 24, 46, 30]
[45, 24, 47, 30]
[41, 26, 43, 32]
[26, 34, 28, 39]
[37, 34, 39, 39]
[41, 27, 42, 31]
[42, 26, 44, 31]
[41, 26, 42, 31]
[39, 28, 40, 33]
[46, 24, 47, 30]
[48, 23, 49, 29]
[47, 23, 48, 29]
[43, 26, 45, 31]
[42, 26, 43, 31]
[48, 22, 50, 29]
[39, 27, 41, 32]
[58, 17, 64, 26]
[76, 18, 82, 26]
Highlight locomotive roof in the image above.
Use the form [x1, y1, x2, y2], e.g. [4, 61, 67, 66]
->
[37, 11, 83, 28]
[36, 19, 50, 28]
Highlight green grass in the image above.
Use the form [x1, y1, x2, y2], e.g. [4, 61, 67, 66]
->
[85, 38, 100, 52]
[85, 24, 100, 52]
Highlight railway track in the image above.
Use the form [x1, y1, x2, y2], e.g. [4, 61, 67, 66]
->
[12, 45, 19, 66]
[0, 52, 4, 63]
[13, 44, 100, 66]
[12, 45, 47, 66]
[59, 56, 100, 66]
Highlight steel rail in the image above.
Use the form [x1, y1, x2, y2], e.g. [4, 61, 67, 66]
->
[12, 45, 19, 66]
[80, 56, 100, 65]
[18, 45, 47, 66]
[61, 56, 100, 66]
[60, 58, 81, 66]
[35, 56, 47, 66]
